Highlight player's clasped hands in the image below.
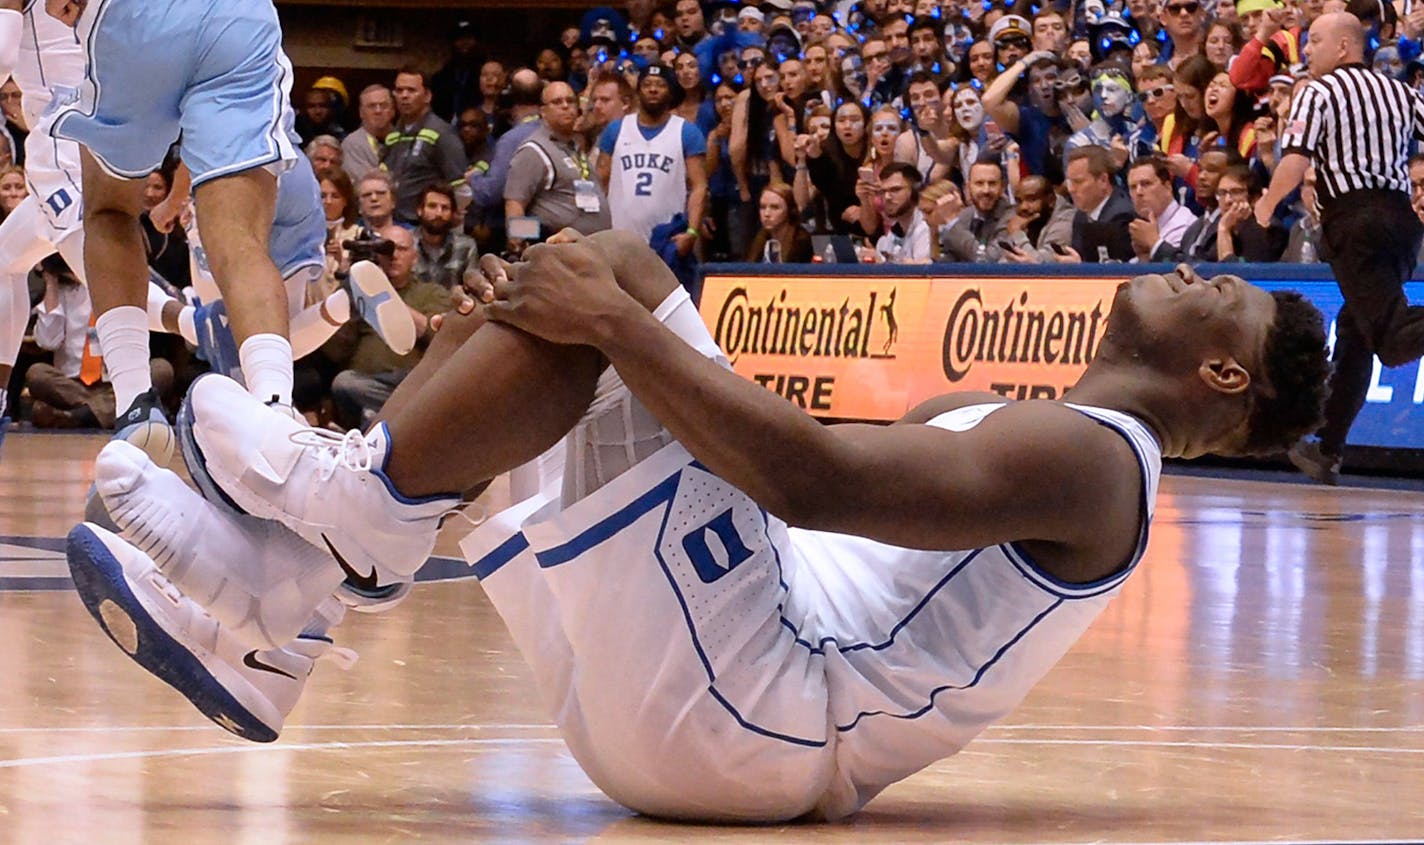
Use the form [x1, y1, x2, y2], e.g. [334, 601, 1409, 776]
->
[473, 229, 630, 347]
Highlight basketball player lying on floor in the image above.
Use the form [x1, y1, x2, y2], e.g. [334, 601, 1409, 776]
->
[69, 230, 1331, 822]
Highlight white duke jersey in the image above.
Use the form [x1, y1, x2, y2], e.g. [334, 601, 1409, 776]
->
[795, 402, 1163, 817]
[14, 1, 85, 126]
[608, 113, 688, 242]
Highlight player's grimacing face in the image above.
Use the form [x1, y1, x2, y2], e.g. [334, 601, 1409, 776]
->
[1113, 271, 1275, 379]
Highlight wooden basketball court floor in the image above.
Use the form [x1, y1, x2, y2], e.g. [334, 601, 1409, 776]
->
[1, 430, 1422, 844]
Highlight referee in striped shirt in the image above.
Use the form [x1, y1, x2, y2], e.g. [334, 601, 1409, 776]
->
[1255, 11, 1424, 484]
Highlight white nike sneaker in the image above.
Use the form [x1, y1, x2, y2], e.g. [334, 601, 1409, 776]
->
[348, 260, 416, 355]
[95, 438, 349, 652]
[179, 373, 459, 590]
[67, 523, 356, 743]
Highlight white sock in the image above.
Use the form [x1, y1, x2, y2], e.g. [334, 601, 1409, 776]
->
[145, 283, 172, 333]
[177, 307, 197, 346]
[238, 333, 294, 405]
[95, 306, 153, 414]
[323, 289, 351, 325]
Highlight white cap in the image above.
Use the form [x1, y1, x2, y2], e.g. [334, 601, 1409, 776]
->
[739, 6, 765, 21]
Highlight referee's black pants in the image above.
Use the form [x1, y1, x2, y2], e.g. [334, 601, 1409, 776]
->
[1317, 189, 1424, 457]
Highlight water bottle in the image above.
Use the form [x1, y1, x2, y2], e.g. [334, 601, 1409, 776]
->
[1300, 232, 1316, 263]
[767, 238, 782, 264]
[824, 242, 838, 263]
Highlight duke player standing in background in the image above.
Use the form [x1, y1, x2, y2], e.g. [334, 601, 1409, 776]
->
[597, 64, 707, 263]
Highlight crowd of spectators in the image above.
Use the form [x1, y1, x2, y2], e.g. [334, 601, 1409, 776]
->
[9, 0, 1424, 430]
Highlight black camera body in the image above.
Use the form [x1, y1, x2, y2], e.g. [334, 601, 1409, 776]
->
[342, 228, 396, 265]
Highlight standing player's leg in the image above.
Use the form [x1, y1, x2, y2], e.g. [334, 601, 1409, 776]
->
[78, 149, 174, 460]
[191, 168, 293, 405]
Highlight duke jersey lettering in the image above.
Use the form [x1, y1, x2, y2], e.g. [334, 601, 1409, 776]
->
[11, 1, 87, 235]
[608, 114, 688, 242]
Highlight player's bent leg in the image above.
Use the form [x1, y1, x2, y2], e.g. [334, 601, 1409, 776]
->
[66, 523, 354, 742]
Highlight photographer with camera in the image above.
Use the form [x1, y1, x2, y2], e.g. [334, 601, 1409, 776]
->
[326, 225, 450, 431]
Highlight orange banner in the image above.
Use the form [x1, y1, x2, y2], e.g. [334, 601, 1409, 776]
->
[698, 273, 1125, 422]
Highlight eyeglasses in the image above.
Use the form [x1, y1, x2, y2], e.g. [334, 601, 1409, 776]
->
[997, 35, 1031, 50]
[740, 56, 765, 69]
[1164, 2, 1200, 13]
[1141, 84, 1175, 100]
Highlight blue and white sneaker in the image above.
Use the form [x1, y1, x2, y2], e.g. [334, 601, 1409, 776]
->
[348, 260, 416, 355]
[66, 523, 355, 742]
[178, 373, 457, 594]
[113, 388, 175, 467]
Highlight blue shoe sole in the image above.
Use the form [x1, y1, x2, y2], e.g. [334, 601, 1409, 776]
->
[177, 374, 249, 517]
[66, 524, 277, 743]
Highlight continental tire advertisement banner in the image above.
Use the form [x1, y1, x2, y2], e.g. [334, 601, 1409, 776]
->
[699, 273, 1120, 422]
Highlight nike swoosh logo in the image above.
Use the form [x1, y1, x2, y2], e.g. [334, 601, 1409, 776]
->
[243, 651, 298, 680]
[322, 533, 382, 594]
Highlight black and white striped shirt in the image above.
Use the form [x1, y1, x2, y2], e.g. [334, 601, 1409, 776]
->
[1280, 63, 1424, 206]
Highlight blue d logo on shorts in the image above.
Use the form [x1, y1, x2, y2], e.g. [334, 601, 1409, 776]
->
[682, 508, 755, 583]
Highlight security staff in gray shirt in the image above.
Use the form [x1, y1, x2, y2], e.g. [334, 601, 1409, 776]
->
[504, 81, 612, 253]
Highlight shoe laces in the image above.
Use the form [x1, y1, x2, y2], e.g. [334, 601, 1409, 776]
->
[289, 428, 375, 481]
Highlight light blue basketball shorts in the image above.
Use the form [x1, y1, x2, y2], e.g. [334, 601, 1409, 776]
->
[53, 0, 298, 186]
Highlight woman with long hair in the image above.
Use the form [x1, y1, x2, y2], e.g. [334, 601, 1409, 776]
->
[748, 183, 813, 262]
[1201, 71, 1259, 158]
[1203, 20, 1245, 70]
[730, 61, 797, 247]
[803, 99, 870, 234]
[673, 50, 705, 125]
[1157, 54, 1215, 188]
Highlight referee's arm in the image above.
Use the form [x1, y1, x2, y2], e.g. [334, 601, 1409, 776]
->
[1256, 85, 1323, 227]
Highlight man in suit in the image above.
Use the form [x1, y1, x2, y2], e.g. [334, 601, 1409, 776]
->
[1055, 145, 1135, 263]
[1150, 149, 1236, 264]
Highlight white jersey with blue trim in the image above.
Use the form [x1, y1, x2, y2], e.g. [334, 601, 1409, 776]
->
[14, 0, 85, 127]
[783, 402, 1163, 819]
